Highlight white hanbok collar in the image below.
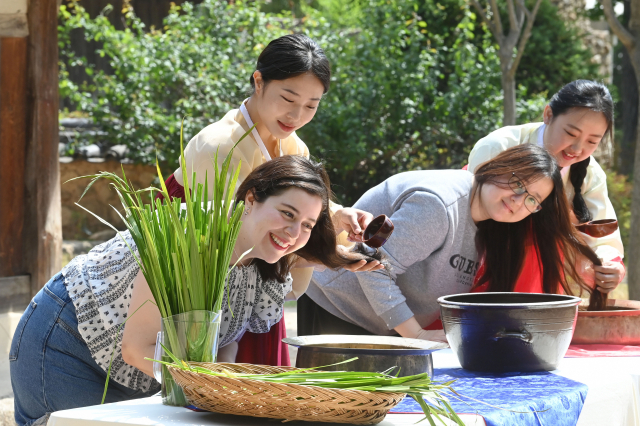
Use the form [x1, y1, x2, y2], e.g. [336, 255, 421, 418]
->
[240, 99, 283, 161]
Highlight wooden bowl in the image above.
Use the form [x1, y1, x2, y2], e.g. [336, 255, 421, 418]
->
[575, 219, 618, 238]
[572, 299, 640, 345]
[363, 215, 394, 248]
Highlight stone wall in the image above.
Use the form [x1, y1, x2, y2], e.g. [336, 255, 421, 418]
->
[550, 0, 613, 83]
[60, 159, 157, 240]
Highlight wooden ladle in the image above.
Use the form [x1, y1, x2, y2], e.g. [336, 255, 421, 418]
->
[575, 219, 619, 311]
[575, 219, 618, 238]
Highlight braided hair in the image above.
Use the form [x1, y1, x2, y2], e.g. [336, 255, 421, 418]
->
[548, 80, 613, 223]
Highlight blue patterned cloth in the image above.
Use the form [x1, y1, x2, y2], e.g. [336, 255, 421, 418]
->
[389, 368, 588, 426]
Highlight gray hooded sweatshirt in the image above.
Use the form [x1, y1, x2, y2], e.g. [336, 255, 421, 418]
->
[307, 170, 479, 335]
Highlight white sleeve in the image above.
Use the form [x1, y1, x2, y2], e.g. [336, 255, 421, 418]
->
[579, 160, 624, 260]
[468, 125, 533, 172]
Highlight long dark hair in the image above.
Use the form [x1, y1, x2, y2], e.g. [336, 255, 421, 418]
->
[235, 155, 376, 282]
[250, 34, 331, 94]
[548, 79, 614, 223]
[474, 144, 600, 295]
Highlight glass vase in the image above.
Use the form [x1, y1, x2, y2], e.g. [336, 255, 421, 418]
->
[155, 310, 221, 406]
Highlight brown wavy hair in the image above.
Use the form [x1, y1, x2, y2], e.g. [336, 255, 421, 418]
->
[235, 155, 378, 282]
[473, 144, 601, 296]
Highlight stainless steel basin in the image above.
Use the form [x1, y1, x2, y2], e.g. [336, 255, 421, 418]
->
[283, 335, 448, 378]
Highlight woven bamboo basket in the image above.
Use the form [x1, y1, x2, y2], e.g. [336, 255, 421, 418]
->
[167, 362, 407, 424]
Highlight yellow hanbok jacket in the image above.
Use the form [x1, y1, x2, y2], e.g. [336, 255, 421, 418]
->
[468, 122, 624, 262]
[174, 108, 346, 244]
[174, 108, 309, 197]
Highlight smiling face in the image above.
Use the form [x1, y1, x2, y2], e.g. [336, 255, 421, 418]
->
[252, 71, 325, 139]
[474, 174, 554, 223]
[237, 187, 323, 264]
[542, 105, 609, 168]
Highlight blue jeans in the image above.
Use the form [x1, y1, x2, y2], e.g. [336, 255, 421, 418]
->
[10, 273, 157, 426]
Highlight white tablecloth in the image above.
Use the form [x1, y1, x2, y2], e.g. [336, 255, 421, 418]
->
[432, 349, 640, 426]
[47, 350, 640, 426]
[46, 396, 483, 426]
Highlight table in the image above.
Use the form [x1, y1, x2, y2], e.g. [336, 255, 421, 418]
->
[47, 350, 640, 426]
[432, 349, 640, 426]
[46, 396, 482, 426]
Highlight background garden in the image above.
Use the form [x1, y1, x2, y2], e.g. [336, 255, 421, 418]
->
[57, 0, 631, 250]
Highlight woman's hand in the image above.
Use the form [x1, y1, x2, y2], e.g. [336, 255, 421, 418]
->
[593, 260, 625, 293]
[576, 256, 624, 294]
[342, 259, 384, 272]
[395, 317, 448, 344]
[336, 244, 384, 272]
[414, 329, 448, 343]
[333, 208, 374, 242]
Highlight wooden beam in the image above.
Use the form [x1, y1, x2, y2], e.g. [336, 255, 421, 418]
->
[0, 37, 28, 278]
[23, 0, 62, 296]
[0, 14, 28, 37]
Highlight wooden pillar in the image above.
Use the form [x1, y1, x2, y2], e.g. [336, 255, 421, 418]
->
[23, 0, 62, 295]
[0, 38, 28, 279]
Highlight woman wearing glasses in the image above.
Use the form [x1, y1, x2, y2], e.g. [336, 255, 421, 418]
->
[299, 144, 599, 342]
[468, 80, 623, 294]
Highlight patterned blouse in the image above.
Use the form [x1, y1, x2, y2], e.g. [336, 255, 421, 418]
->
[61, 231, 292, 391]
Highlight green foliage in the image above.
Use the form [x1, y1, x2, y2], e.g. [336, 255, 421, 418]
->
[59, 0, 288, 168]
[606, 169, 631, 250]
[516, 0, 600, 96]
[300, 0, 546, 202]
[57, 0, 589, 204]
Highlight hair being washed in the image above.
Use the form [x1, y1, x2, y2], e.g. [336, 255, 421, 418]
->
[235, 156, 377, 282]
[473, 144, 601, 295]
[250, 33, 331, 94]
[548, 80, 614, 223]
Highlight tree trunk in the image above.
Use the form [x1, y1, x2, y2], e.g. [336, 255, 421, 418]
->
[620, 47, 638, 174]
[501, 69, 517, 126]
[619, 0, 638, 175]
[627, 46, 640, 301]
[628, 103, 640, 300]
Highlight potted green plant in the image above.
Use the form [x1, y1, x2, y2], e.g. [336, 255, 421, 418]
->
[76, 122, 249, 405]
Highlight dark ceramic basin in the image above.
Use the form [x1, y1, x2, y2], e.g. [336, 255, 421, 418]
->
[438, 292, 581, 372]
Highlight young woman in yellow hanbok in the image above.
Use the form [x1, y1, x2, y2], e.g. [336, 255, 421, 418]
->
[158, 34, 380, 366]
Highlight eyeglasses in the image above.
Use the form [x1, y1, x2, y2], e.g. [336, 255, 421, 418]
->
[508, 173, 542, 213]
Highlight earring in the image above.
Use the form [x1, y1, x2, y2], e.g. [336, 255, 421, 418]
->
[244, 209, 250, 215]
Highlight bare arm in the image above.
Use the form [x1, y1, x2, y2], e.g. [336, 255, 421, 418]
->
[395, 316, 447, 343]
[217, 341, 238, 363]
[121, 269, 161, 378]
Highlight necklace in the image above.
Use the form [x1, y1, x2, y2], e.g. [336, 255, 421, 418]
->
[233, 245, 253, 267]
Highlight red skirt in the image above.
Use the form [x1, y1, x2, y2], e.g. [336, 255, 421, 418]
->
[157, 174, 291, 366]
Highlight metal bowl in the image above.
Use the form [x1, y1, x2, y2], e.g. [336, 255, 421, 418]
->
[572, 299, 640, 345]
[438, 292, 581, 372]
[283, 335, 448, 378]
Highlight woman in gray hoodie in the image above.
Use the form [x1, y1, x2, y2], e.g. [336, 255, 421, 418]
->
[300, 144, 599, 341]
